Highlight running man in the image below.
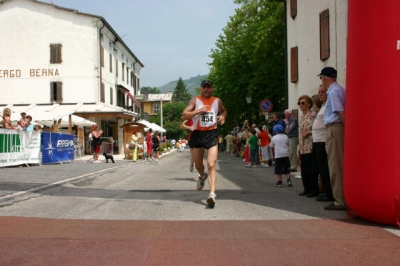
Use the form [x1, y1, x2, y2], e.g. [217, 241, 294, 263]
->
[181, 80, 228, 207]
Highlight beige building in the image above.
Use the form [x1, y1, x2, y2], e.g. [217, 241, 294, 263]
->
[285, 0, 348, 109]
[0, 0, 144, 154]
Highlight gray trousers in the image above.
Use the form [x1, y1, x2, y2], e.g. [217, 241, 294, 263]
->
[288, 137, 299, 169]
[325, 123, 345, 206]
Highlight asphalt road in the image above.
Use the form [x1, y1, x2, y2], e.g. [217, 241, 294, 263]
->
[0, 149, 352, 221]
[0, 149, 399, 265]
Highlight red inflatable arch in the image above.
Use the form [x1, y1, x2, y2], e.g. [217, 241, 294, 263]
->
[345, 0, 400, 226]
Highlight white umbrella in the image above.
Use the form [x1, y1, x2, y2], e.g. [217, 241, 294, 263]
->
[150, 123, 166, 133]
[35, 114, 95, 127]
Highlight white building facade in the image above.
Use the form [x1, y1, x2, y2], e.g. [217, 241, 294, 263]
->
[0, 0, 144, 154]
[285, 0, 348, 110]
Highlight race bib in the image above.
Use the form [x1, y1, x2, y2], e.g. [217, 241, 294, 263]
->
[200, 112, 215, 127]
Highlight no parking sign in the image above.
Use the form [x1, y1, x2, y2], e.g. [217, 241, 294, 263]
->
[259, 99, 273, 113]
[260, 99, 273, 120]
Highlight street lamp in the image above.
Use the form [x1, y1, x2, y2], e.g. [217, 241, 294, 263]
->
[245, 95, 252, 126]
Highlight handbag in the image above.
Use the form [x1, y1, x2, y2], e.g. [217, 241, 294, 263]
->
[129, 143, 136, 149]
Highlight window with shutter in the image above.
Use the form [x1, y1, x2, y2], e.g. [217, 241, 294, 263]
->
[50, 44, 62, 64]
[100, 46, 104, 67]
[50, 82, 63, 102]
[110, 87, 113, 105]
[100, 83, 105, 103]
[290, 0, 297, 19]
[122, 63, 125, 81]
[126, 68, 129, 84]
[320, 9, 330, 61]
[116, 59, 118, 77]
[290, 46, 298, 83]
[109, 53, 113, 72]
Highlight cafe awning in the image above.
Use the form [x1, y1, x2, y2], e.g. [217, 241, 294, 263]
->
[117, 85, 141, 107]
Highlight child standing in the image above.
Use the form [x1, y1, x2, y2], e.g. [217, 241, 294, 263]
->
[245, 129, 259, 168]
[270, 124, 292, 187]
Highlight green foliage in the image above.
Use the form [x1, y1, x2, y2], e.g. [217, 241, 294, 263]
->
[141, 86, 160, 94]
[172, 77, 192, 104]
[149, 102, 188, 140]
[208, 0, 285, 129]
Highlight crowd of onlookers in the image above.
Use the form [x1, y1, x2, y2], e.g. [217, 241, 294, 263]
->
[0, 108, 42, 131]
[219, 67, 346, 211]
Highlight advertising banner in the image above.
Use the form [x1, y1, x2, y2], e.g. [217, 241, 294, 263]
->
[41, 132, 74, 164]
[0, 129, 41, 167]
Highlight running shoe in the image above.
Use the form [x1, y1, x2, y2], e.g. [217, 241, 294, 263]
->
[287, 179, 293, 187]
[189, 163, 194, 172]
[196, 173, 208, 190]
[207, 192, 216, 207]
[275, 181, 283, 187]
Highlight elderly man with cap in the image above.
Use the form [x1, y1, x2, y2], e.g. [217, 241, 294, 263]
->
[181, 80, 228, 207]
[318, 67, 346, 211]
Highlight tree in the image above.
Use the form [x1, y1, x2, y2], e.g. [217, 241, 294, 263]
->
[141, 86, 160, 94]
[208, 0, 285, 131]
[149, 102, 187, 140]
[172, 77, 192, 104]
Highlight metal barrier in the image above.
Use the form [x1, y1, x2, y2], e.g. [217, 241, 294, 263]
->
[100, 137, 113, 155]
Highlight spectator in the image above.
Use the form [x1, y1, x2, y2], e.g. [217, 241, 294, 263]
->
[90, 124, 103, 163]
[243, 129, 251, 164]
[298, 95, 319, 197]
[24, 115, 34, 131]
[270, 124, 292, 187]
[131, 130, 139, 162]
[319, 67, 346, 211]
[284, 109, 299, 172]
[245, 129, 259, 168]
[312, 84, 334, 202]
[152, 131, 160, 163]
[225, 132, 234, 157]
[181, 119, 194, 171]
[1, 108, 14, 129]
[34, 124, 42, 131]
[258, 124, 272, 167]
[146, 128, 153, 160]
[272, 113, 286, 136]
[18, 112, 27, 130]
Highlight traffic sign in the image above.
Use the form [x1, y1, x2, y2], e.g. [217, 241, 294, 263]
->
[259, 99, 273, 112]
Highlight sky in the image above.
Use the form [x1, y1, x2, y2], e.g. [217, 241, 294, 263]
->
[41, 0, 239, 87]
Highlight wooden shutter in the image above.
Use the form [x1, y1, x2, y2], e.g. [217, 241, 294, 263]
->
[50, 44, 62, 63]
[320, 9, 330, 61]
[50, 82, 63, 102]
[116, 59, 118, 77]
[100, 83, 105, 103]
[290, 0, 297, 19]
[109, 53, 113, 72]
[100, 46, 104, 67]
[290, 46, 298, 83]
[57, 82, 63, 101]
[122, 63, 125, 81]
[110, 87, 113, 105]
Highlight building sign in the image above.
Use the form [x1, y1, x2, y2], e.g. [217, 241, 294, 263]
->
[0, 68, 60, 78]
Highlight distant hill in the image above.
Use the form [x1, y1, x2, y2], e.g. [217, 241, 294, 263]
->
[157, 75, 207, 96]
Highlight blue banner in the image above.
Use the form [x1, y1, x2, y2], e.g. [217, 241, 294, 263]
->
[41, 132, 74, 164]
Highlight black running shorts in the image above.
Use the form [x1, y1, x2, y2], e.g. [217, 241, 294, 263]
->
[189, 129, 218, 150]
